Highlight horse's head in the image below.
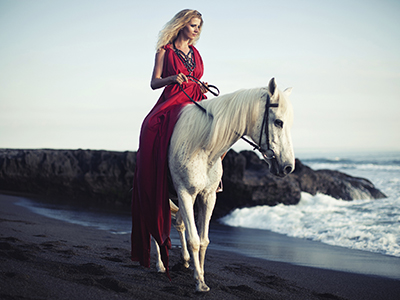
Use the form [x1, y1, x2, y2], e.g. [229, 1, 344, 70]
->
[253, 78, 295, 177]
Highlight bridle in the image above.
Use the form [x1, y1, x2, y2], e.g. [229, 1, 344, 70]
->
[242, 93, 279, 160]
[178, 76, 279, 160]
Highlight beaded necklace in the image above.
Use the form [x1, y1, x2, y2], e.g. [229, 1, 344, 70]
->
[173, 42, 196, 75]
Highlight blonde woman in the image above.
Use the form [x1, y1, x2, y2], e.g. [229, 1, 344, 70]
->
[131, 10, 207, 276]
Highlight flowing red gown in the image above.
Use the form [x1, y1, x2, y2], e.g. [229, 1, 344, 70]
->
[131, 44, 206, 276]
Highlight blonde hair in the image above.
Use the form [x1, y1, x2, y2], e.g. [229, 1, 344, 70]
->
[156, 9, 203, 51]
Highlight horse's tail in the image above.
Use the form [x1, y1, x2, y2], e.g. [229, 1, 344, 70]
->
[169, 199, 179, 218]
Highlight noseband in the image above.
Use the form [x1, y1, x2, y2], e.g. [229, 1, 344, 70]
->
[179, 78, 278, 160]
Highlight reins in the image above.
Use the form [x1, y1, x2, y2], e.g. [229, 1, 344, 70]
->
[177, 76, 278, 160]
[178, 75, 219, 117]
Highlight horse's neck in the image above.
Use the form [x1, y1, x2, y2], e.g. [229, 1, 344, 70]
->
[210, 88, 262, 135]
[203, 88, 263, 160]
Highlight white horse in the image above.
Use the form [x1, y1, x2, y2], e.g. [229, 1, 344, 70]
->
[155, 78, 294, 292]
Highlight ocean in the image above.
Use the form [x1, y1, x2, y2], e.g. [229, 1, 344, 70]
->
[221, 150, 400, 258]
[15, 150, 400, 279]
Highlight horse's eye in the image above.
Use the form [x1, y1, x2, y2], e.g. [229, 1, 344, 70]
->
[274, 119, 283, 128]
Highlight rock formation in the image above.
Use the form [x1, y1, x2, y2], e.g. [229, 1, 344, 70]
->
[216, 150, 386, 218]
[0, 149, 136, 208]
[0, 149, 386, 218]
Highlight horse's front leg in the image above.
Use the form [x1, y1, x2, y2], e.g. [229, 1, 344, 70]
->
[178, 191, 209, 292]
[197, 192, 217, 279]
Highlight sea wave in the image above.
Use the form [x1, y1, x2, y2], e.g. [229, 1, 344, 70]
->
[301, 151, 400, 171]
[305, 162, 400, 172]
[219, 192, 400, 257]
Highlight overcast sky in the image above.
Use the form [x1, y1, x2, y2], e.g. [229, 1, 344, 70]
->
[1, 0, 399, 155]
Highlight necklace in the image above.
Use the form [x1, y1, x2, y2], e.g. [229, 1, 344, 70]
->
[173, 42, 196, 75]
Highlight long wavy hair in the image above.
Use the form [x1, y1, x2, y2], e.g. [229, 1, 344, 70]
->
[156, 9, 203, 51]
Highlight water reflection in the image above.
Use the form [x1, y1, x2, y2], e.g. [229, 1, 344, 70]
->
[208, 223, 400, 280]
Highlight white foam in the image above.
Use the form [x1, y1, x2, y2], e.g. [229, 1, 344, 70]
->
[220, 192, 400, 257]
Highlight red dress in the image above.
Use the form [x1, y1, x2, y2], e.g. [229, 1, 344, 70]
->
[131, 44, 206, 276]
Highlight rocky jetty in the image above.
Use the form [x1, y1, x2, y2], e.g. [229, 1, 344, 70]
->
[0, 149, 386, 218]
[0, 149, 136, 208]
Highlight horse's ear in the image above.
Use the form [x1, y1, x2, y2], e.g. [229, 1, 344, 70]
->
[283, 87, 293, 96]
[268, 78, 278, 99]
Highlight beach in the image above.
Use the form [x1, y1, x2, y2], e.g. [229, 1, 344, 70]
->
[1, 193, 399, 300]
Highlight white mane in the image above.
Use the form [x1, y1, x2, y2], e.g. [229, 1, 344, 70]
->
[170, 87, 267, 163]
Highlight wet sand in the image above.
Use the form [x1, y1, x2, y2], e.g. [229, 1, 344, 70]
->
[1, 193, 399, 300]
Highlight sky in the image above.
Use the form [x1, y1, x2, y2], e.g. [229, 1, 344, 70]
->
[1, 0, 399, 155]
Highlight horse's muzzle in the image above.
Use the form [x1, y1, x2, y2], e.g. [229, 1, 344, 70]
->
[268, 158, 294, 177]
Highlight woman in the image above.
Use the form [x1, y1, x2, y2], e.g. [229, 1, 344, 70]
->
[131, 9, 207, 276]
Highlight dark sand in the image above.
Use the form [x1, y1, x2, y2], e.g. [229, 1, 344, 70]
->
[1, 194, 399, 300]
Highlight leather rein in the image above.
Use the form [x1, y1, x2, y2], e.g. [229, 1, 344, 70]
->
[178, 76, 279, 160]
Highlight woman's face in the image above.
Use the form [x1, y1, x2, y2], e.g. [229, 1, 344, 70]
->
[181, 17, 201, 41]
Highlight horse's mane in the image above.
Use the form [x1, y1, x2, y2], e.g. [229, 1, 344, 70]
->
[170, 87, 267, 163]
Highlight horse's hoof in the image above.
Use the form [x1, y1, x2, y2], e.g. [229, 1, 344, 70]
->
[156, 263, 166, 273]
[196, 282, 210, 292]
[181, 252, 190, 268]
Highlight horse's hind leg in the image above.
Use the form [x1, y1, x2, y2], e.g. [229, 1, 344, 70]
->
[153, 238, 166, 273]
[196, 192, 216, 280]
[175, 210, 190, 268]
[155, 212, 189, 272]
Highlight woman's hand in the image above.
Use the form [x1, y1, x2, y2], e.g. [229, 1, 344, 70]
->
[200, 81, 208, 94]
[173, 73, 188, 85]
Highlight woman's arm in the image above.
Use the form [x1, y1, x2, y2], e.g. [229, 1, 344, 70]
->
[150, 49, 188, 90]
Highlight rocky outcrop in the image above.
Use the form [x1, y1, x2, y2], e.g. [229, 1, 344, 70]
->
[214, 150, 386, 218]
[0, 149, 386, 218]
[215, 151, 300, 218]
[289, 159, 386, 200]
[0, 149, 136, 207]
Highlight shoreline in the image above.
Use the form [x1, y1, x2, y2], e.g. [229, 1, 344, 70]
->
[208, 223, 400, 280]
[11, 191, 400, 280]
[1, 194, 400, 300]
